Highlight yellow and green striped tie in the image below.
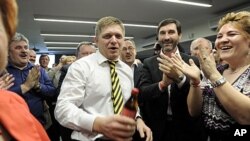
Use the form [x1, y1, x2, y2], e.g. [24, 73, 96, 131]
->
[108, 61, 124, 114]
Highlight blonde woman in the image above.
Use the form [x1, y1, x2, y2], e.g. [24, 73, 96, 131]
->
[172, 11, 250, 140]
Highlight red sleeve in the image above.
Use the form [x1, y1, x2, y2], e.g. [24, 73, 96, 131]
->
[0, 90, 50, 141]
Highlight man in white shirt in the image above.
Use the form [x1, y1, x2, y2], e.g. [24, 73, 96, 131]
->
[55, 16, 152, 141]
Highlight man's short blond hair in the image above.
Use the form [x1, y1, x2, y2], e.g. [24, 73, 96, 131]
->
[95, 16, 125, 37]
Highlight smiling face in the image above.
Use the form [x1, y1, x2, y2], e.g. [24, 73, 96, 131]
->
[9, 40, 29, 68]
[39, 55, 50, 69]
[28, 49, 36, 64]
[95, 24, 124, 60]
[215, 23, 250, 63]
[120, 40, 136, 66]
[158, 23, 181, 54]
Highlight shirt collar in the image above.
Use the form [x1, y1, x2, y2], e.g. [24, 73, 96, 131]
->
[132, 60, 138, 67]
[160, 47, 182, 58]
[96, 50, 122, 66]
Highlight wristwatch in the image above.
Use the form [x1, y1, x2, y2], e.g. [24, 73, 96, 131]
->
[211, 77, 226, 88]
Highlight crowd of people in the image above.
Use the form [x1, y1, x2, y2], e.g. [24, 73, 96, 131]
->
[0, 0, 249, 141]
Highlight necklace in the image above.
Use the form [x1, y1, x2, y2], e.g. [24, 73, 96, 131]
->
[228, 64, 250, 74]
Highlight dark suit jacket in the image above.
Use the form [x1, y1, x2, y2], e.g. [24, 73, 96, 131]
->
[134, 63, 143, 88]
[56, 64, 75, 141]
[132, 63, 146, 141]
[57, 64, 71, 95]
[139, 53, 204, 141]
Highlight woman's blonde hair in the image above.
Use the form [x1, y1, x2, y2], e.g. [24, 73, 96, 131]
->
[61, 56, 76, 65]
[217, 11, 250, 38]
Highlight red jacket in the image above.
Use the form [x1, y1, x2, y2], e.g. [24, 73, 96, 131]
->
[0, 90, 50, 141]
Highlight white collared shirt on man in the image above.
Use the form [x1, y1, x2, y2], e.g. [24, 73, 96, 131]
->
[55, 51, 134, 140]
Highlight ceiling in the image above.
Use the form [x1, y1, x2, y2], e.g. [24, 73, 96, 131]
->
[16, 0, 250, 55]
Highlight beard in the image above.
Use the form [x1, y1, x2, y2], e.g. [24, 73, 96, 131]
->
[159, 41, 178, 54]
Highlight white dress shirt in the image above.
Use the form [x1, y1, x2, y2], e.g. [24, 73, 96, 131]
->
[55, 51, 134, 141]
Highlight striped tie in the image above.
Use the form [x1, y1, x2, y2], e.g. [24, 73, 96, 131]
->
[108, 61, 124, 114]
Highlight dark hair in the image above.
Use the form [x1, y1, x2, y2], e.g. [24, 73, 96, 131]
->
[157, 18, 182, 36]
[39, 54, 50, 63]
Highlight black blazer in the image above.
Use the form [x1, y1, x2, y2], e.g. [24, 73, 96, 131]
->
[139, 53, 203, 141]
[56, 64, 71, 95]
[134, 63, 143, 88]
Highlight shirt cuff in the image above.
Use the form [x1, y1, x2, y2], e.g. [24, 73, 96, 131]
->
[177, 75, 186, 88]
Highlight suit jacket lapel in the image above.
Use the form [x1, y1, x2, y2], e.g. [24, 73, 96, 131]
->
[134, 63, 143, 87]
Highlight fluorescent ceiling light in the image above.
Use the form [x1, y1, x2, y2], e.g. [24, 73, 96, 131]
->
[161, 0, 212, 7]
[36, 19, 96, 24]
[44, 42, 79, 45]
[47, 47, 76, 50]
[124, 23, 157, 28]
[34, 18, 157, 28]
[41, 34, 95, 38]
[41, 33, 134, 39]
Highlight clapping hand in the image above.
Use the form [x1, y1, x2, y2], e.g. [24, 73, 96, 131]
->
[0, 73, 15, 90]
[196, 40, 219, 81]
[171, 54, 201, 83]
[158, 52, 184, 83]
[23, 65, 40, 90]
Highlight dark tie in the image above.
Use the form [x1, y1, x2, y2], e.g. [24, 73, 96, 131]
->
[108, 61, 124, 114]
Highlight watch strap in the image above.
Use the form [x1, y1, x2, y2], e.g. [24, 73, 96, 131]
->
[211, 77, 226, 88]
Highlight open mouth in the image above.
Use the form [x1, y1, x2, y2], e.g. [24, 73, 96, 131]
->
[109, 47, 118, 50]
[20, 54, 28, 58]
[125, 55, 132, 59]
[221, 46, 232, 50]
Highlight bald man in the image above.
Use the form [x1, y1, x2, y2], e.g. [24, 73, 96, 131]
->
[190, 38, 213, 57]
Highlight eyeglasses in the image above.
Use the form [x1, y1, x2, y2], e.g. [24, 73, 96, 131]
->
[122, 47, 135, 52]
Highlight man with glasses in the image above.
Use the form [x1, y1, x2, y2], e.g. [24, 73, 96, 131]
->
[120, 39, 143, 88]
[120, 39, 152, 141]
